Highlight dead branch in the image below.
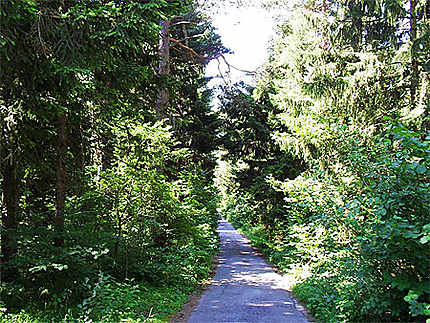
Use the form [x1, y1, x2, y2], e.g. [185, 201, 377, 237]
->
[170, 38, 255, 75]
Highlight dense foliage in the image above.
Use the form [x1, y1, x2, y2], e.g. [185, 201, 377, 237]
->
[218, 0, 430, 322]
[1, 0, 222, 321]
[2, 0, 429, 321]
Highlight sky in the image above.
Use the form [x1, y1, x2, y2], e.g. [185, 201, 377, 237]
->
[205, 7, 276, 86]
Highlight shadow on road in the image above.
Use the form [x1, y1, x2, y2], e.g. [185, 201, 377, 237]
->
[187, 218, 311, 323]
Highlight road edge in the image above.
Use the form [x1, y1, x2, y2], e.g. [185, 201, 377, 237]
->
[234, 223, 316, 323]
[169, 234, 221, 323]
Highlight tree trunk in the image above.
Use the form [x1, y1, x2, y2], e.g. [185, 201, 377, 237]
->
[410, 0, 418, 109]
[350, 0, 363, 51]
[322, 0, 328, 51]
[54, 111, 67, 248]
[1, 157, 18, 282]
[420, 72, 430, 132]
[69, 107, 87, 195]
[155, 20, 170, 119]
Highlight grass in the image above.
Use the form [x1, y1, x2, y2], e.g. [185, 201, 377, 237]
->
[1, 232, 219, 323]
[1, 282, 195, 322]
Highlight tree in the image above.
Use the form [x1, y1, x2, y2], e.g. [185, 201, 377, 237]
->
[1, 1, 224, 317]
[156, 19, 171, 118]
[218, 0, 429, 320]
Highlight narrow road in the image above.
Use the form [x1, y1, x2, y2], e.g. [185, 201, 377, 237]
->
[187, 218, 310, 323]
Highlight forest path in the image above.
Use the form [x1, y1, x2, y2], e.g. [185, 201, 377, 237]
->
[187, 218, 310, 323]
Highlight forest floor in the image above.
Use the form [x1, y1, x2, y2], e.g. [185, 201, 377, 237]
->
[182, 218, 311, 323]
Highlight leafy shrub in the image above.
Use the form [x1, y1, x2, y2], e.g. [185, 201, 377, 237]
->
[221, 122, 430, 322]
[1, 122, 219, 321]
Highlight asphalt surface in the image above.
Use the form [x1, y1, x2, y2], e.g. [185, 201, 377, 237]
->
[187, 218, 310, 323]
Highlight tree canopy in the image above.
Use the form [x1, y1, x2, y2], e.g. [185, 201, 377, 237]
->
[1, 0, 429, 321]
[218, 0, 430, 321]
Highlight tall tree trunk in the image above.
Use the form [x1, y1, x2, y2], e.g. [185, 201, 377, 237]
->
[69, 106, 87, 195]
[1, 157, 18, 282]
[155, 20, 170, 119]
[350, 0, 363, 51]
[421, 72, 430, 132]
[54, 111, 67, 248]
[322, 0, 328, 51]
[410, 0, 418, 109]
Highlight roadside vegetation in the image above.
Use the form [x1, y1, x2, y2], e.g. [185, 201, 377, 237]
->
[217, 0, 430, 322]
[1, 0, 221, 321]
[2, 0, 429, 322]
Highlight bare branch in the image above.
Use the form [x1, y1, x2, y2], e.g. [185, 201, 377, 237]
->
[170, 37, 255, 75]
[170, 37, 222, 61]
[177, 33, 207, 43]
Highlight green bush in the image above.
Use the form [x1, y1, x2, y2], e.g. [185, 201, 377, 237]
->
[220, 123, 430, 322]
[1, 122, 219, 321]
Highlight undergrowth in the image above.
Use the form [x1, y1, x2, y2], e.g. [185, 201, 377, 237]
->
[1, 229, 218, 323]
[1, 281, 195, 323]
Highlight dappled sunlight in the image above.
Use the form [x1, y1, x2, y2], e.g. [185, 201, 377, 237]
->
[189, 219, 309, 322]
[218, 229, 236, 233]
[212, 268, 292, 291]
[248, 302, 275, 307]
[230, 261, 251, 266]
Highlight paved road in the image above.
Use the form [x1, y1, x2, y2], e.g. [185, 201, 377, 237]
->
[188, 218, 310, 323]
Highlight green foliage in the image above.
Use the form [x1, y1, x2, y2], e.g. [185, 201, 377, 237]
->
[1, 120, 219, 321]
[0, 275, 206, 323]
[221, 123, 430, 322]
[1, 0, 223, 320]
[217, 0, 430, 321]
[77, 274, 196, 323]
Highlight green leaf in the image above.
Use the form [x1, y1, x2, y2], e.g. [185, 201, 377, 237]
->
[404, 290, 419, 302]
[29, 265, 48, 273]
[416, 164, 427, 174]
[419, 235, 430, 244]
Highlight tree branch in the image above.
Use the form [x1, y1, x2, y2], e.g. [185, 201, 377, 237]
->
[170, 38, 255, 74]
[170, 37, 222, 61]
